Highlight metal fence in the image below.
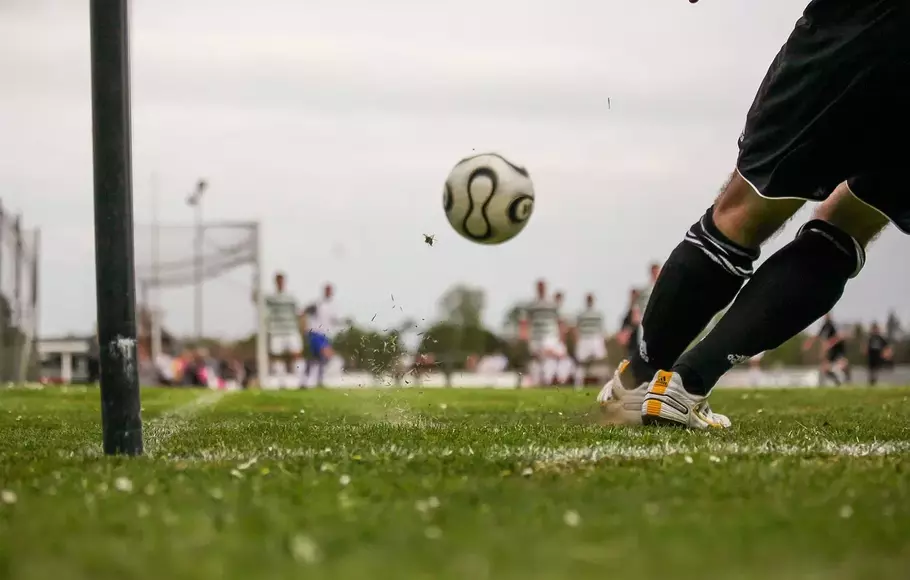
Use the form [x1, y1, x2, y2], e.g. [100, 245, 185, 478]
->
[0, 200, 40, 383]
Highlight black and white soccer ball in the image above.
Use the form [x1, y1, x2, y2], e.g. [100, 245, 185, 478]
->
[443, 153, 535, 245]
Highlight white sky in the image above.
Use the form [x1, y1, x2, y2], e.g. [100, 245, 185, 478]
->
[1, 0, 907, 339]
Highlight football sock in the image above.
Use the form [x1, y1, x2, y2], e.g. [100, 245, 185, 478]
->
[628, 206, 759, 384]
[673, 220, 865, 395]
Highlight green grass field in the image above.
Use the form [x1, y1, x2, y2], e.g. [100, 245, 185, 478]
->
[1, 385, 909, 580]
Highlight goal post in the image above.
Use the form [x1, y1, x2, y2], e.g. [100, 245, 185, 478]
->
[90, 0, 143, 456]
[133, 220, 267, 383]
[0, 205, 40, 385]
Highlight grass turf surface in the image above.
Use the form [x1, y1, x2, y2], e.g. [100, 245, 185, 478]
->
[1, 386, 909, 580]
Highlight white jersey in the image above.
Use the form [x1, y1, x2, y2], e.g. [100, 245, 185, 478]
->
[308, 299, 338, 337]
[525, 299, 560, 343]
[575, 307, 605, 340]
[265, 292, 299, 335]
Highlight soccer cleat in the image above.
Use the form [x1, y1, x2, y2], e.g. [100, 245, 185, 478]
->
[640, 370, 732, 429]
[596, 360, 650, 425]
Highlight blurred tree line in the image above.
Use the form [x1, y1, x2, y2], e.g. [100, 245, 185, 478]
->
[213, 285, 910, 372]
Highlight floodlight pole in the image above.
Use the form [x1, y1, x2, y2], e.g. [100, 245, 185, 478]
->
[187, 179, 207, 343]
[90, 0, 143, 455]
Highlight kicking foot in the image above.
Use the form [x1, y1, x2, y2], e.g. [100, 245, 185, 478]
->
[640, 370, 731, 429]
[596, 360, 649, 426]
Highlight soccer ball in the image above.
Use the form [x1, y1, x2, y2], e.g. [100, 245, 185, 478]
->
[443, 153, 535, 244]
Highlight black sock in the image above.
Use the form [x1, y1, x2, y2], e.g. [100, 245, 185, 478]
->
[628, 207, 758, 384]
[674, 220, 864, 395]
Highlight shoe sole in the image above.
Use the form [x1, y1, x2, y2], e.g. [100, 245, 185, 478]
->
[640, 397, 689, 428]
[640, 413, 687, 427]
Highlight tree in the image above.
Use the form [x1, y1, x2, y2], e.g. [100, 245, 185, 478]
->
[439, 284, 485, 328]
[417, 322, 503, 363]
[502, 304, 524, 339]
[422, 285, 506, 381]
[887, 311, 902, 341]
[334, 324, 403, 378]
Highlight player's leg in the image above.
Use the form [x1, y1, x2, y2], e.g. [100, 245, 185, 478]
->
[285, 334, 303, 388]
[600, 174, 802, 424]
[574, 343, 592, 387]
[314, 335, 334, 387]
[836, 355, 850, 385]
[831, 358, 844, 385]
[578, 339, 604, 386]
[647, 183, 889, 427]
[267, 335, 287, 388]
[526, 341, 542, 386]
[303, 331, 321, 388]
[543, 346, 559, 387]
[639, 1, 910, 427]
[575, 361, 588, 388]
[868, 361, 879, 386]
[573, 348, 588, 387]
[818, 358, 832, 387]
[827, 358, 843, 386]
[563, 356, 575, 387]
[623, 172, 803, 391]
[529, 357, 541, 387]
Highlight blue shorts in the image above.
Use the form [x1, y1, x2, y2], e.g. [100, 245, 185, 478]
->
[307, 331, 331, 358]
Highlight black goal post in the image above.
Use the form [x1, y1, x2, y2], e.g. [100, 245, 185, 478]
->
[90, 0, 143, 455]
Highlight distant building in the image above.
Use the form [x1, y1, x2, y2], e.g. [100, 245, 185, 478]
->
[37, 336, 95, 384]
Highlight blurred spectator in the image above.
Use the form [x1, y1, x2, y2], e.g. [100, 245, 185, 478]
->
[617, 288, 642, 359]
[154, 351, 176, 386]
[864, 322, 892, 386]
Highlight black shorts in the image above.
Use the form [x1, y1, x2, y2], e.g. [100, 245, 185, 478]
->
[737, 0, 910, 233]
[826, 346, 847, 363]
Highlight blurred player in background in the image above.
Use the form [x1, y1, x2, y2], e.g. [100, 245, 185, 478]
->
[863, 321, 892, 386]
[637, 262, 661, 313]
[265, 272, 302, 388]
[803, 313, 849, 386]
[617, 288, 642, 360]
[598, 287, 641, 405]
[519, 280, 563, 386]
[573, 293, 607, 387]
[553, 291, 575, 385]
[304, 283, 340, 388]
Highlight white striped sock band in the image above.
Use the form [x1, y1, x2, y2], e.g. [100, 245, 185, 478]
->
[684, 212, 758, 279]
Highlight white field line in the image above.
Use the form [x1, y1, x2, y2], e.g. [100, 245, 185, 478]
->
[81, 390, 229, 457]
[160, 439, 910, 465]
[143, 391, 230, 455]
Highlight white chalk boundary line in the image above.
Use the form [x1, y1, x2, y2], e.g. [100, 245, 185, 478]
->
[79, 390, 231, 457]
[158, 440, 910, 465]
[144, 391, 230, 455]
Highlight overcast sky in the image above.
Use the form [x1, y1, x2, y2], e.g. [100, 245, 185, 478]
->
[1, 0, 908, 340]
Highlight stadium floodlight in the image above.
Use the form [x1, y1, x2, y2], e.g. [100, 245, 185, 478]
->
[90, 0, 143, 456]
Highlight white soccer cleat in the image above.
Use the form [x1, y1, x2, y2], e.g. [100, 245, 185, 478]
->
[640, 370, 731, 430]
[597, 360, 650, 425]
